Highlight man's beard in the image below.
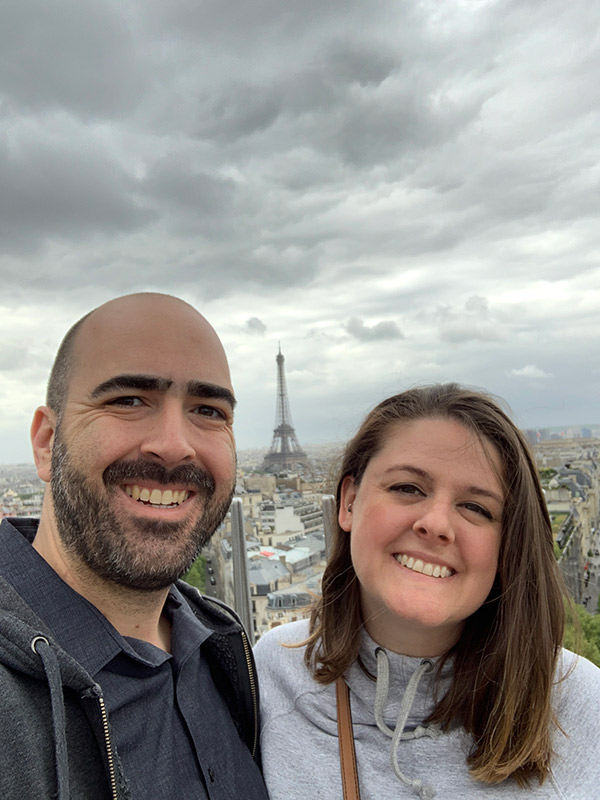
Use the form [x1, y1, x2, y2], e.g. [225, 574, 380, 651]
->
[50, 432, 234, 591]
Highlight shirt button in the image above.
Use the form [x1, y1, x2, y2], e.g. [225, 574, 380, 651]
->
[208, 767, 216, 783]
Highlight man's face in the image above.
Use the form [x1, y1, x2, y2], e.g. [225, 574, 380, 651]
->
[47, 297, 236, 591]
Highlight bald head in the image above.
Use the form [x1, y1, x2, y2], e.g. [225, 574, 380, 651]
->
[34, 292, 237, 595]
[46, 293, 231, 419]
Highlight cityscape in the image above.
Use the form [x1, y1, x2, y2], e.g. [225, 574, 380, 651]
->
[2, 349, 600, 648]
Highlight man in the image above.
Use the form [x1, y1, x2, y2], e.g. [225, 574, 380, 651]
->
[0, 294, 270, 799]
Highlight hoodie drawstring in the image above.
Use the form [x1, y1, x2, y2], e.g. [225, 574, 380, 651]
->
[31, 636, 69, 800]
[373, 648, 441, 800]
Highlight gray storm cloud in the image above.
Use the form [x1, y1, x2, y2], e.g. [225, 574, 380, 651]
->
[0, 0, 599, 460]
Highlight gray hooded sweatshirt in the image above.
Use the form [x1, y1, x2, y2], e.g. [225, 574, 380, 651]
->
[254, 619, 600, 800]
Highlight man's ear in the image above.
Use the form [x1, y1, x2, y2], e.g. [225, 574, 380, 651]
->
[338, 476, 357, 532]
[31, 406, 56, 483]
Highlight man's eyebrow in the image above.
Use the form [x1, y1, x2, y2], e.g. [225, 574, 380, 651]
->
[186, 380, 236, 409]
[91, 375, 172, 397]
[90, 375, 236, 408]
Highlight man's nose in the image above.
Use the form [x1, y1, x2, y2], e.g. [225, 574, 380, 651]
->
[139, 402, 196, 466]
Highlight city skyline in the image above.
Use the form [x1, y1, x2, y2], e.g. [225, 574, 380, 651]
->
[3, 414, 600, 468]
[2, 1, 600, 462]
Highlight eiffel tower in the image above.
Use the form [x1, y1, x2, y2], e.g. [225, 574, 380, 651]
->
[261, 345, 309, 472]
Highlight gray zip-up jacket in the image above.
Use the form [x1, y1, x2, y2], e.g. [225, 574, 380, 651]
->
[0, 576, 127, 799]
[0, 528, 263, 799]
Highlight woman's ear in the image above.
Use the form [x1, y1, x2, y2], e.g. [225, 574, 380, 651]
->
[31, 406, 56, 483]
[339, 476, 357, 532]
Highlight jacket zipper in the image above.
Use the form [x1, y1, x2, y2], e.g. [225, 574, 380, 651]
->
[98, 695, 119, 800]
[240, 628, 259, 759]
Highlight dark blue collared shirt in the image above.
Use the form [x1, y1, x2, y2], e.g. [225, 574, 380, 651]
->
[0, 519, 264, 799]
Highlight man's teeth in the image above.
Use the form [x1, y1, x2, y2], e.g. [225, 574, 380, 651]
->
[123, 486, 189, 506]
[394, 554, 453, 578]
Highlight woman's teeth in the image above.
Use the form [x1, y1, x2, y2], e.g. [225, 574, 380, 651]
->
[394, 554, 454, 578]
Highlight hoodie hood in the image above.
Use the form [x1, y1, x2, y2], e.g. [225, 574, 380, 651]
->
[0, 576, 99, 695]
[345, 627, 452, 730]
[344, 629, 453, 800]
[0, 576, 116, 800]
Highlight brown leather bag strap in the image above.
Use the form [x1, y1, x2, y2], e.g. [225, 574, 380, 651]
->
[336, 677, 361, 800]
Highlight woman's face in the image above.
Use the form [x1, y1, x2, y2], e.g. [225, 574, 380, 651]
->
[339, 417, 503, 656]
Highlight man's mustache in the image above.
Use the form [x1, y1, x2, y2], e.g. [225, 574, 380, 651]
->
[102, 460, 215, 494]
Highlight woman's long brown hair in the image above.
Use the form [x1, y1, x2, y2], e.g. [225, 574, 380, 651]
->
[304, 384, 568, 786]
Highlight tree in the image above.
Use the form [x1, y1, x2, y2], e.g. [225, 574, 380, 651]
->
[183, 555, 206, 593]
[563, 603, 600, 667]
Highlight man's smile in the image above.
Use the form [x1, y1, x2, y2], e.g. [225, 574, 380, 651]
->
[122, 484, 191, 507]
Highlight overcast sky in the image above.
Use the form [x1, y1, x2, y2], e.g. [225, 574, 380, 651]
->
[1, 0, 599, 463]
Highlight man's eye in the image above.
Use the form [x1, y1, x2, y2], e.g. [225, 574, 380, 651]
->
[106, 396, 143, 407]
[193, 405, 226, 420]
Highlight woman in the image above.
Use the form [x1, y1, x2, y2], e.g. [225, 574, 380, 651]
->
[254, 384, 600, 799]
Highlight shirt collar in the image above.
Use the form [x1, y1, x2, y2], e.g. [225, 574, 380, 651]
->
[0, 518, 212, 675]
[166, 584, 212, 666]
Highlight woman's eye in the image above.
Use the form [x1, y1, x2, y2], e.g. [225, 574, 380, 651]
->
[390, 483, 423, 496]
[463, 502, 493, 520]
